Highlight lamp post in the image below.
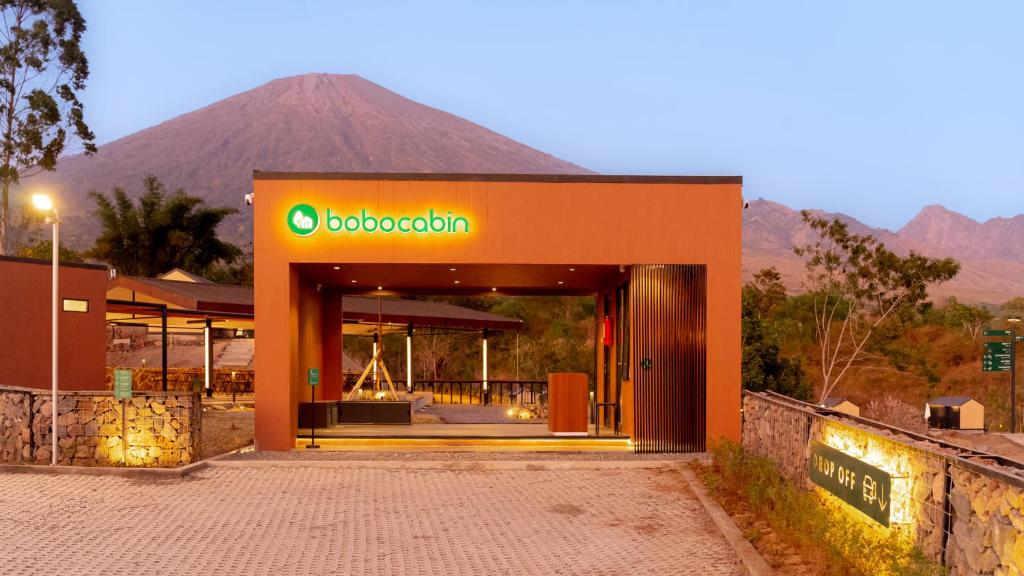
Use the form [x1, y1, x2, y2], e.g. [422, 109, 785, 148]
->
[1010, 317, 1021, 434]
[31, 193, 59, 465]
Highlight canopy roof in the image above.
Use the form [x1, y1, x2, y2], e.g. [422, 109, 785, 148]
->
[821, 397, 854, 408]
[928, 396, 981, 407]
[106, 274, 522, 332]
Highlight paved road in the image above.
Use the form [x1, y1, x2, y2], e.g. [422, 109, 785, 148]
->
[0, 462, 740, 575]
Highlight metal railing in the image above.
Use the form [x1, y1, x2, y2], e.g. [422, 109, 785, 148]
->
[105, 368, 254, 399]
[410, 380, 548, 406]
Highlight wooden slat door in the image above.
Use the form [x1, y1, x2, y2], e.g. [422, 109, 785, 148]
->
[630, 265, 707, 453]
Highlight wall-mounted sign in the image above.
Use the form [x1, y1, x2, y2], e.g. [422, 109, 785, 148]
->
[113, 369, 133, 400]
[287, 204, 470, 237]
[809, 440, 893, 526]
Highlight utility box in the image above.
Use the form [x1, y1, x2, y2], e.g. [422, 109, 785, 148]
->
[548, 373, 589, 436]
[927, 396, 984, 431]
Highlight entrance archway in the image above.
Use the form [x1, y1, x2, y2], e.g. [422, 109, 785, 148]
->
[253, 172, 742, 452]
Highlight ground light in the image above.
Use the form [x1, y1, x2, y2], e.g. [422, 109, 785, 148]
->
[31, 192, 59, 466]
[482, 329, 488, 403]
[405, 325, 413, 393]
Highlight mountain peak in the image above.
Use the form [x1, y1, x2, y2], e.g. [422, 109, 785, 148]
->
[26, 74, 592, 247]
[744, 199, 1024, 303]
[899, 204, 980, 250]
[912, 204, 978, 224]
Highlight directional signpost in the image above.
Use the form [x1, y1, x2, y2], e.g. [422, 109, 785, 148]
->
[983, 341, 1012, 372]
[113, 369, 132, 467]
[307, 368, 320, 450]
[984, 325, 1020, 432]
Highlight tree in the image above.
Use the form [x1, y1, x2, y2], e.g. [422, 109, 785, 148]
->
[1001, 297, 1024, 320]
[0, 0, 96, 254]
[794, 211, 959, 402]
[742, 281, 811, 400]
[744, 266, 787, 318]
[206, 259, 254, 286]
[16, 237, 81, 261]
[944, 297, 993, 341]
[89, 175, 241, 276]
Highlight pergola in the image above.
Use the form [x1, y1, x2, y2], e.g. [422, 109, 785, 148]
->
[105, 271, 522, 394]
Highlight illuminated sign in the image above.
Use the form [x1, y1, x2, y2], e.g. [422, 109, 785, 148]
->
[809, 440, 893, 526]
[287, 204, 469, 236]
[288, 204, 320, 236]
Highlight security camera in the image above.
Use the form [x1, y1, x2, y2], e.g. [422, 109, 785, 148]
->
[244, 192, 255, 206]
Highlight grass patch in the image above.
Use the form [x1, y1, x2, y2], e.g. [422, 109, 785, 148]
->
[697, 441, 945, 576]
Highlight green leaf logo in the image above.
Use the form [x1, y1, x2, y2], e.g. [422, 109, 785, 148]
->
[287, 204, 320, 236]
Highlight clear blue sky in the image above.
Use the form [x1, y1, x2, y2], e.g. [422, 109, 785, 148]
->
[79, 1, 1023, 230]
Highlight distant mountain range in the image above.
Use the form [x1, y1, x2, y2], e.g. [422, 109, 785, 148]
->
[19, 72, 1022, 303]
[743, 199, 1024, 304]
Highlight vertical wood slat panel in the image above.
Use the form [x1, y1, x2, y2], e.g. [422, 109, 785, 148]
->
[630, 264, 707, 453]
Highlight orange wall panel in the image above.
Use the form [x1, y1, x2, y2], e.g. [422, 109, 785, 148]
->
[0, 258, 107, 391]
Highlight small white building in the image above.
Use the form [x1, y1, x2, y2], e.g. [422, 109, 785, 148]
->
[926, 396, 984, 431]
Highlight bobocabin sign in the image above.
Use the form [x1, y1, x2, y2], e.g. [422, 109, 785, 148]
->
[809, 441, 893, 526]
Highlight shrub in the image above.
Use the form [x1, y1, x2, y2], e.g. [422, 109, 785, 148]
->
[701, 441, 944, 576]
[863, 396, 928, 434]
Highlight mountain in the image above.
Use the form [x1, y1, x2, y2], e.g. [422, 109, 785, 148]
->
[899, 205, 1024, 263]
[18, 72, 1022, 303]
[743, 199, 1024, 304]
[24, 73, 591, 247]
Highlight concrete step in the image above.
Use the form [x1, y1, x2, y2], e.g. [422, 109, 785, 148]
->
[215, 339, 254, 368]
[294, 436, 632, 452]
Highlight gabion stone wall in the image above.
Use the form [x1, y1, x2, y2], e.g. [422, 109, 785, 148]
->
[103, 367, 254, 395]
[0, 385, 201, 468]
[742, 391, 1024, 576]
[741, 391, 812, 484]
[946, 467, 1024, 574]
[0, 387, 32, 463]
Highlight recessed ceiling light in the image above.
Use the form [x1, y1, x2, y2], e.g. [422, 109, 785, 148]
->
[569, 268, 575, 272]
[377, 286, 383, 290]
[454, 280, 461, 284]
[350, 279, 357, 283]
[491, 287, 497, 292]
[333, 266, 340, 270]
[449, 267, 457, 271]
[558, 281, 564, 285]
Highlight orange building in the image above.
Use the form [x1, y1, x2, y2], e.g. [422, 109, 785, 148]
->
[253, 172, 743, 452]
[0, 256, 108, 391]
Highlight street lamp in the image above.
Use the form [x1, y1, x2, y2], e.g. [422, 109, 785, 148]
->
[32, 193, 59, 465]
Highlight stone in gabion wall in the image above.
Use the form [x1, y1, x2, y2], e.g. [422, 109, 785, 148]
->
[0, 389, 32, 463]
[947, 467, 1024, 576]
[0, 385, 201, 468]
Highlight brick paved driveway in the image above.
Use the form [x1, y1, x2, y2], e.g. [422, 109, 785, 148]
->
[0, 462, 740, 575]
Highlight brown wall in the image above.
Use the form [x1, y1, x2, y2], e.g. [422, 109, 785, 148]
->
[254, 175, 742, 451]
[0, 257, 107, 391]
